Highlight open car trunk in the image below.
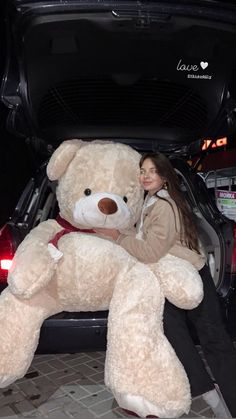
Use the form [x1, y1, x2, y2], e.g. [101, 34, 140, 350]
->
[2, 0, 236, 153]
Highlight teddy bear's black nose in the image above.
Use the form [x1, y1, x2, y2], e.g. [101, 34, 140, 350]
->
[98, 198, 118, 215]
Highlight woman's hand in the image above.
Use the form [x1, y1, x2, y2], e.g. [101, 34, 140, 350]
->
[94, 228, 120, 241]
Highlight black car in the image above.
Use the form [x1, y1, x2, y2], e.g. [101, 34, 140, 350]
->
[0, 0, 236, 352]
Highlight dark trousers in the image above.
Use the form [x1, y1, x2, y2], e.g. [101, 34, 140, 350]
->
[164, 264, 236, 417]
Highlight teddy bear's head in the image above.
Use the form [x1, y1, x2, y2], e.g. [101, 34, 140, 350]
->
[47, 140, 144, 230]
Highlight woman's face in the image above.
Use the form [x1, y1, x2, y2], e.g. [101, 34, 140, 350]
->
[139, 158, 165, 195]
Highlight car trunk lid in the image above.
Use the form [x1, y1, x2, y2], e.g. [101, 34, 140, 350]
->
[2, 0, 236, 152]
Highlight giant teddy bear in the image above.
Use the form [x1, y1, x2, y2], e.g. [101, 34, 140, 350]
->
[0, 140, 203, 418]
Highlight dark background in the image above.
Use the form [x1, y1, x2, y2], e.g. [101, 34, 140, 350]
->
[0, 1, 36, 228]
[0, 104, 36, 228]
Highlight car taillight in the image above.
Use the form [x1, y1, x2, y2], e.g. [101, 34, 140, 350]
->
[0, 224, 15, 283]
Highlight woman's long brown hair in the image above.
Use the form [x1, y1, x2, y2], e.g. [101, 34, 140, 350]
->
[139, 152, 200, 253]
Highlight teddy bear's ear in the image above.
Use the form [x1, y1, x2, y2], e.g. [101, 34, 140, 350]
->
[47, 139, 85, 180]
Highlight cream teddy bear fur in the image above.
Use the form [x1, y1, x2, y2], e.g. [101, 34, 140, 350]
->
[0, 140, 203, 418]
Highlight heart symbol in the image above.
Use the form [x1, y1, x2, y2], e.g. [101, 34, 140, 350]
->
[200, 61, 208, 70]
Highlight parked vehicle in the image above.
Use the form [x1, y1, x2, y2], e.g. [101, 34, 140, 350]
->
[1, 0, 236, 352]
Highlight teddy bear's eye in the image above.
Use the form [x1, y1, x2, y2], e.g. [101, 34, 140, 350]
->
[84, 188, 92, 196]
[123, 196, 128, 203]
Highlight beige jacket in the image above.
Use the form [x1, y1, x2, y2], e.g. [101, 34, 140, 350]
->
[117, 195, 206, 271]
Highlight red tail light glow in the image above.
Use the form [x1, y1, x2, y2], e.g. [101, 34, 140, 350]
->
[1, 259, 13, 270]
[0, 224, 15, 283]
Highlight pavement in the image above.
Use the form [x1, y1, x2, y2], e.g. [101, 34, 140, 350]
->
[0, 350, 216, 419]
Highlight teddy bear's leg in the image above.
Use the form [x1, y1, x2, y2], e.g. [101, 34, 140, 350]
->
[0, 281, 61, 388]
[105, 262, 191, 418]
[152, 254, 203, 310]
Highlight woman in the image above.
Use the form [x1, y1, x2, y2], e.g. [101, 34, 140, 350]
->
[95, 152, 236, 418]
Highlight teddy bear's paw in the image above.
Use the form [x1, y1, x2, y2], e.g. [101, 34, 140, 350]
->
[121, 409, 141, 417]
[121, 408, 159, 418]
[8, 273, 50, 298]
[7, 241, 62, 298]
[8, 264, 56, 299]
[115, 392, 184, 418]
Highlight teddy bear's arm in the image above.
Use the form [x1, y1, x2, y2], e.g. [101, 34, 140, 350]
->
[7, 220, 63, 299]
